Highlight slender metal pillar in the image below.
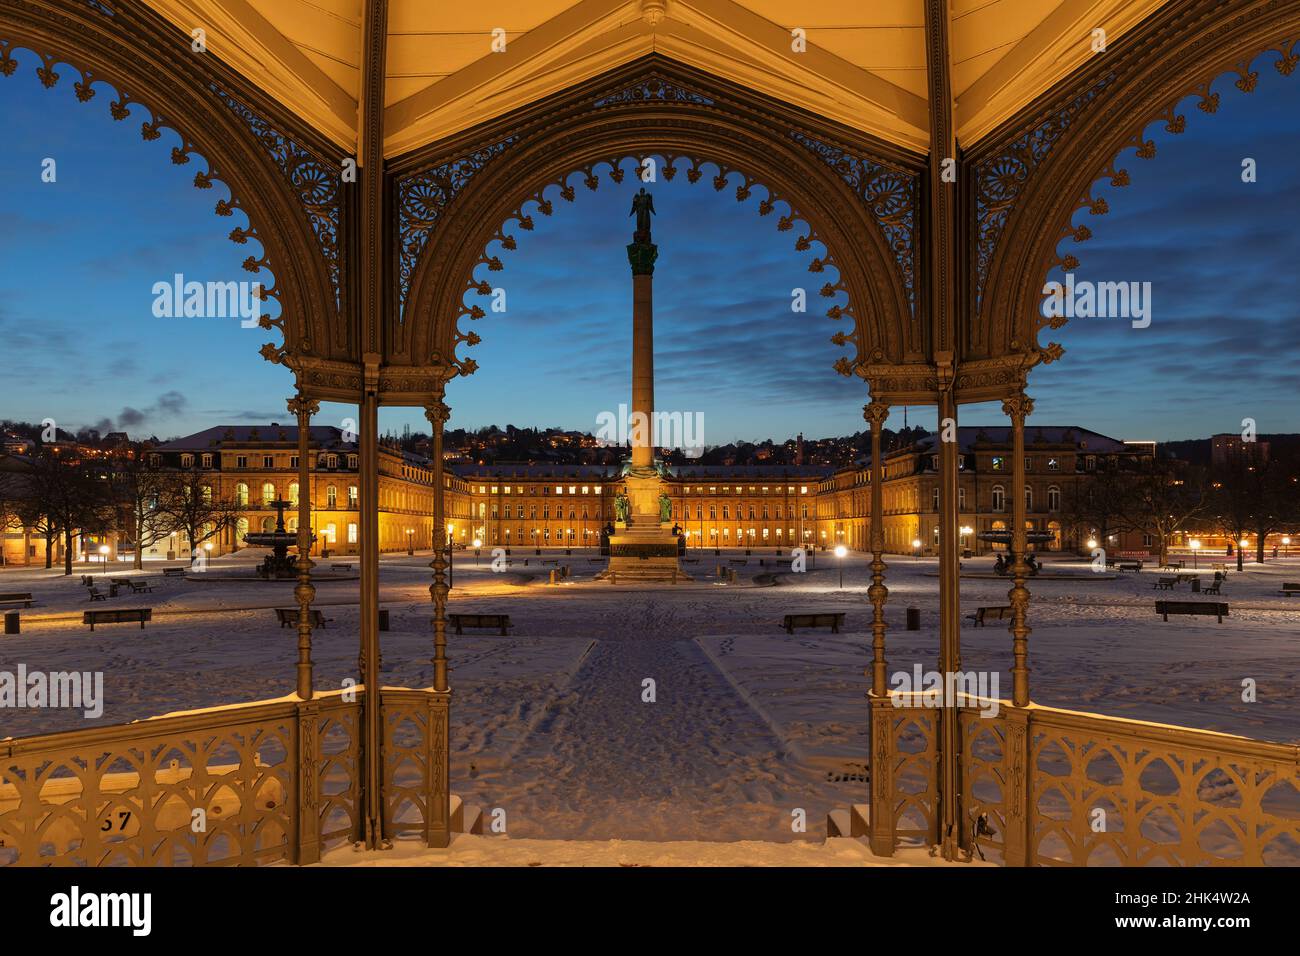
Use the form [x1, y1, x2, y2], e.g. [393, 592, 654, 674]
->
[288, 391, 319, 700]
[936, 390, 962, 860]
[864, 398, 894, 856]
[1005, 391, 1035, 707]
[424, 397, 452, 848]
[359, 363, 383, 848]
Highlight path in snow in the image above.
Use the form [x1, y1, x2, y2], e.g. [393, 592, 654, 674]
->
[465, 594, 849, 842]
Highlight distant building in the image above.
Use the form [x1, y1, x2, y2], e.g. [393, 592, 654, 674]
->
[1211, 433, 1270, 469]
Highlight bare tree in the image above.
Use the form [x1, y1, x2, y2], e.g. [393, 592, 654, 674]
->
[1059, 466, 1135, 555]
[110, 450, 177, 570]
[25, 449, 116, 575]
[157, 468, 241, 564]
[1114, 461, 1207, 567]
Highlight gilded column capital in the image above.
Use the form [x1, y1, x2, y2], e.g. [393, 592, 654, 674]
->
[1001, 392, 1034, 423]
[423, 400, 451, 428]
[863, 400, 891, 426]
[287, 394, 320, 419]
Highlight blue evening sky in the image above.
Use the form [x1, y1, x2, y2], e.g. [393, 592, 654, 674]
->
[1, 47, 1296, 445]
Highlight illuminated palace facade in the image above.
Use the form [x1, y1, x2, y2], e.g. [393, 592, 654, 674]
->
[78, 422, 1154, 560]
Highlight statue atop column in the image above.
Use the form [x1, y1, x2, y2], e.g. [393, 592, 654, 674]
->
[629, 187, 655, 240]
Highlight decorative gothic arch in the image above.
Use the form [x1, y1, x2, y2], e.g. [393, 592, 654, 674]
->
[394, 56, 923, 396]
[0, 0, 344, 372]
[973, 0, 1300, 367]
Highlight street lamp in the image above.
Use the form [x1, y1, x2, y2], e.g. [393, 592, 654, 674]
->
[1086, 537, 1098, 551]
[1284, 536, 1292, 557]
[406, 527, 414, 555]
[445, 524, 456, 588]
[98, 544, 109, 567]
[834, 543, 847, 589]
[473, 537, 482, 565]
[1190, 538, 1200, 569]
[912, 537, 922, 561]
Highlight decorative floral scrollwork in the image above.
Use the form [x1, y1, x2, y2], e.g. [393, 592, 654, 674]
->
[395, 137, 516, 318]
[212, 88, 341, 312]
[973, 75, 1112, 310]
[788, 130, 917, 316]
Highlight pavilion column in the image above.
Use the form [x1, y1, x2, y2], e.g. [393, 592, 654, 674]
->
[864, 398, 894, 857]
[359, 362, 384, 849]
[937, 389, 962, 860]
[1004, 391, 1035, 707]
[288, 392, 320, 700]
[424, 396, 452, 848]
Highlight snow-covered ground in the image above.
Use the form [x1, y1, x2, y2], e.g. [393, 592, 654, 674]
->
[2, 548, 1296, 848]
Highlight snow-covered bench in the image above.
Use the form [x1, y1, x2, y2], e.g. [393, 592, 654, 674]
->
[1154, 600, 1228, 623]
[966, 605, 1012, 627]
[781, 612, 844, 634]
[0, 592, 34, 608]
[84, 607, 152, 631]
[448, 613, 513, 635]
[1280, 583, 1300, 596]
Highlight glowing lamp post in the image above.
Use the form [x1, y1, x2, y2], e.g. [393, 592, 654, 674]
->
[98, 544, 109, 567]
[912, 537, 922, 560]
[1190, 538, 1200, 569]
[406, 527, 414, 555]
[834, 543, 847, 589]
[1284, 536, 1292, 557]
[473, 537, 482, 566]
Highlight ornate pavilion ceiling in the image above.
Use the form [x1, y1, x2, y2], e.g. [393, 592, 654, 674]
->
[140, 0, 1168, 157]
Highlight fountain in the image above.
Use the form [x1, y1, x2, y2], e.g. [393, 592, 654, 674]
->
[243, 499, 311, 579]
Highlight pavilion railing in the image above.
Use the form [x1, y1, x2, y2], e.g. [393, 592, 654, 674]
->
[0, 689, 386, 866]
[880, 694, 1300, 866]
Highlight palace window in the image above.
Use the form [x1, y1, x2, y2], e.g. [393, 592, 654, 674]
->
[1048, 486, 1060, 512]
[348, 485, 358, 508]
[1025, 487, 1033, 511]
[235, 483, 249, 506]
[348, 523, 358, 544]
[348, 455, 358, 469]
[202, 454, 212, 468]
[992, 485, 1005, 512]
[289, 482, 299, 506]
[327, 485, 338, 508]
[236, 455, 248, 469]
[263, 455, 274, 469]
[181, 454, 194, 468]
[262, 482, 275, 504]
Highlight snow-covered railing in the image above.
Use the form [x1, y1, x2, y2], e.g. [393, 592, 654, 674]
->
[0, 691, 363, 866]
[877, 694, 1300, 866]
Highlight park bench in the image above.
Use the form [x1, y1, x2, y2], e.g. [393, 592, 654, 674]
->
[80, 574, 95, 586]
[86, 585, 115, 601]
[448, 613, 513, 635]
[162, 567, 186, 578]
[1152, 577, 1177, 590]
[274, 607, 331, 628]
[966, 605, 1013, 627]
[541, 559, 559, 566]
[1154, 600, 1229, 624]
[1161, 560, 1185, 570]
[728, 559, 748, 566]
[781, 612, 845, 634]
[331, 563, 354, 571]
[1279, 583, 1300, 596]
[112, 577, 154, 594]
[1203, 580, 1222, 595]
[83, 607, 151, 631]
[1116, 561, 1143, 572]
[0, 593, 34, 608]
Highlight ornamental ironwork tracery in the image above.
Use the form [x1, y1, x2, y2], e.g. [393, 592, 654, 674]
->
[212, 88, 343, 311]
[789, 130, 918, 316]
[972, 75, 1112, 311]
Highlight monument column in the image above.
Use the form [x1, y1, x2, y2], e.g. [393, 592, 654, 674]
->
[603, 187, 686, 583]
